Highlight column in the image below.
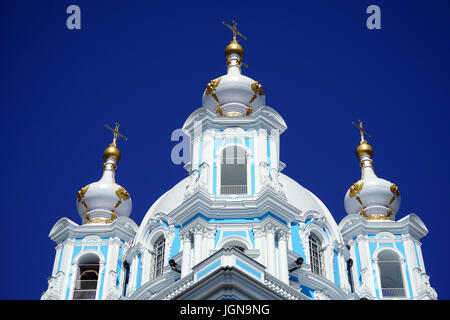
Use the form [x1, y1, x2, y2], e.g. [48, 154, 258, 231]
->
[193, 226, 203, 266]
[201, 131, 214, 194]
[402, 235, 419, 298]
[268, 130, 279, 171]
[59, 240, 74, 300]
[181, 232, 192, 278]
[256, 129, 268, 193]
[254, 228, 263, 264]
[266, 225, 276, 276]
[202, 230, 214, 260]
[278, 230, 289, 284]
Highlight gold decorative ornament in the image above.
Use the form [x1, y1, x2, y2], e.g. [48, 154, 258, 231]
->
[115, 186, 130, 208]
[205, 77, 222, 104]
[80, 270, 99, 277]
[224, 112, 245, 117]
[111, 211, 118, 220]
[103, 162, 117, 171]
[246, 107, 253, 116]
[388, 183, 400, 205]
[77, 186, 90, 209]
[349, 181, 364, 205]
[365, 214, 390, 221]
[360, 208, 367, 218]
[215, 106, 224, 116]
[249, 81, 264, 104]
[349, 181, 364, 197]
[87, 218, 113, 224]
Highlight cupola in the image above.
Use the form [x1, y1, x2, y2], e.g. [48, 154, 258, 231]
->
[344, 121, 401, 221]
[202, 21, 266, 117]
[76, 123, 132, 224]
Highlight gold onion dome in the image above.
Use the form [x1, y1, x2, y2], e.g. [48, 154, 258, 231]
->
[103, 144, 121, 162]
[356, 140, 373, 159]
[225, 40, 244, 58]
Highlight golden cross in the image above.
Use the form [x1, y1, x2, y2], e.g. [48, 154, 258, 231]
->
[352, 120, 371, 143]
[105, 122, 127, 147]
[222, 20, 247, 41]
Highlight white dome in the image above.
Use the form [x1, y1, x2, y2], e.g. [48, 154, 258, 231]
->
[202, 69, 265, 116]
[76, 158, 132, 224]
[202, 52, 265, 117]
[344, 148, 400, 220]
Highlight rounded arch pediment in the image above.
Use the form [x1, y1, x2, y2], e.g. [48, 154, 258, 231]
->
[216, 235, 252, 251]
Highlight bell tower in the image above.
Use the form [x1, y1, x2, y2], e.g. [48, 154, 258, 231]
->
[41, 124, 138, 300]
[339, 121, 437, 300]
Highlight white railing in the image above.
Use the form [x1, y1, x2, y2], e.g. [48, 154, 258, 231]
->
[73, 280, 98, 300]
[220, 185, 247, 195]
[381, 288, 406, 298]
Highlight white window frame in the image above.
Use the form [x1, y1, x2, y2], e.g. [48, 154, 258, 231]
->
[373, 247, 410, 300]
[215, 143, 252, 197]
[69, 250, 105, 300]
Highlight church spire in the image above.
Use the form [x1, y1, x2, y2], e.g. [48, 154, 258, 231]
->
[223, 20, 246, 73]
[352, 120, 376, 179]
[103, 122, 127, 163]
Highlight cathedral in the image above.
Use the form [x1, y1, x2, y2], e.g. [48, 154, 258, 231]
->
[41, 22, 437, 300]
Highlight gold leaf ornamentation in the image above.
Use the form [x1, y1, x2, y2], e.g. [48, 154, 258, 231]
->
[249, 81, 264, 104]
[349, 181, 364, 205]
[115, 186, 130, 208]
[87, 218, 112, 224]
[365, 214, 390, 221]
[388, 183, 400, 205]
[77, 186, 90, 209]
[205, 77, 222, 105]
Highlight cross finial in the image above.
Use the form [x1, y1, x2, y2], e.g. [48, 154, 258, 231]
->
[105, 122, 127, 147]
[222, 20, 247, 41]
[352, 120, 371, 144]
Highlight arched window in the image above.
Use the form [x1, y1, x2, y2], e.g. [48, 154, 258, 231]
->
[73, 254, 99, 300]
[153, 236, 166, 278]
[309, 234, 324, 277]
[378, 250, 405, 298]
[220, 145, 248, 195]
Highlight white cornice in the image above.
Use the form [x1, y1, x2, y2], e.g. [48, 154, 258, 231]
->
[48, 217, 138, 244]
[182, 106, 287, 137]
[338, 213, 428, 242]
[167, 187, 302, 227]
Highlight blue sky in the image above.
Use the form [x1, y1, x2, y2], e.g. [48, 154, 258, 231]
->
[1, 0, 449, 299]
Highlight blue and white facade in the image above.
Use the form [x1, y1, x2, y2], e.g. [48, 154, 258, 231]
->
[41, 36, 437, 300]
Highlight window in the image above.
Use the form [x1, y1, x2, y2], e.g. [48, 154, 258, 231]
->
[73, 254, 99, 300]
[309, 234, 323, 277]
[122, 261, 129, 296]
[220, 145, 248, 195]
[378, 250, 405, 298]
[153, 236, 166, 278]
